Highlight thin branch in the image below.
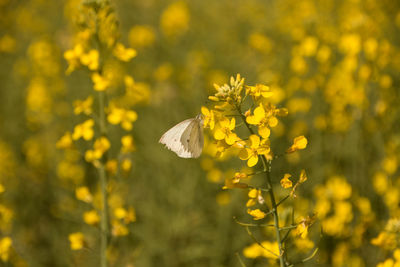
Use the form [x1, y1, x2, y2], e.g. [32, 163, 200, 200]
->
[235, 252, 247, 267]
[245, 226, 279, 258]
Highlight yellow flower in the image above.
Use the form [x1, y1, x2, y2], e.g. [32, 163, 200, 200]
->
[121, 135, 135, 153]
[108, 107, 138, 130]
[246, 104, 280, 138]
[85, 137, 111, 162]
[72, 119, 94, 141]
[64, 44, 84, 74]
[80, 49, 99, 70]
[73, 96, 93, 115]
[112, 220, 129, 236]
[299, 169, 307, 183]
[113, 43, 137, 62]
[160, 1, 190, 38]
[239, 135, 270, 167]
[243, 241, 279, 259]
[214, 118, 238, 145]
[295, 215, 316, 239]
[128, 25, 155, 48]
[246, 84, 273, 98]
[121, 158, 132, 172]
[371, 232, 397, 250]
[212, 74, 244, 101]
[91, 72, 110, 91]
[223, 172, 248, 189]
[0, 237, 12, 262]
[291, 169, 308, 197]
[75, 186, 93, 203]
[286, 135, 308, 153]
[280, 173, 293, 189]
[114, 207, 127, 219]
[201, 106, 216, 130]
[246, 188, 264, 207]
[294, 238, 314, 252]
[247, 208, 266, 220]
[106, 159, 118, 176]
[56, 132, 73, 149]
[83, 210, 100, 225]
[69, 232, 85, 250]
[124, 207, 137, 224]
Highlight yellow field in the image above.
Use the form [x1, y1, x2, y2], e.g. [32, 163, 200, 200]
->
[0, 0, 399, 266]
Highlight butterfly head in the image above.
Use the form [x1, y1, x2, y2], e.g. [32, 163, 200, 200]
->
[195, 114, 204, 127]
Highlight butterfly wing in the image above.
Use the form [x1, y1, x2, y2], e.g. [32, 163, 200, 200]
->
[159, 116, 204, 158]
[159, 118, 195, 158]
[186, 118, 204, 158]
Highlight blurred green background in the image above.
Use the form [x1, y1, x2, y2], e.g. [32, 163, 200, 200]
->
[0, 0, 400, 266]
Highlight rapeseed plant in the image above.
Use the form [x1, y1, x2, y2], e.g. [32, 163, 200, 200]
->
[202, 74, 313, 266]
[58, 0, 146, 265]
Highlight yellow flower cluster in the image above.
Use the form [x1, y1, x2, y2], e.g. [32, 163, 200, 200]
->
[202, 74, 311, 265]
[57, 1, 142, 262]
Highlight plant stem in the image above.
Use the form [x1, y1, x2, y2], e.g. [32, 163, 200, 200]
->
[98, 91, 109, 267]
[260, 156, 285, 267]
[93, 7, 109, 266]
[235, 103, 285, 267]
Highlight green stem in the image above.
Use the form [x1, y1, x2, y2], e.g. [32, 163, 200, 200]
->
[93, 7, 109, 266]
[260, 156, 285, 267]
[235, 103, 285, 267]
[98, 91, 109, 267]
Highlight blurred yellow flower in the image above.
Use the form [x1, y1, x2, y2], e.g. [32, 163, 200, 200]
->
[129, 25, 155, 48]
[339, 33, 361, 55]
[248, 33, 272, 53]
[56, 132, 73, 149]
[85, 137, 111, 162]
[91, 73, 110, 91]
[280, 173, 293, 189]
[69, 232, 85, 250]
[299, 169, 307, 183]
[106, 159, 118, 176]
[243, 241, 279, 259]
[121, 158, 132, 172]
[121, 135, 135, 153]
[83, 210, 100, 225]
[112, 220, 129, 236]
[160, 1, 190, 38]
[114, 207, 127, 220]
[216, 192, 231, 206]
[373, 172, 388, 195]
[75, 186, 93, 203]
[80, 49, 99, 70]
[108, 107, 138, 131]
[300, 36, 318, 57]
[0, 35, 16, 53]
[64, 44, 84, 74]
[371, 232, 397, 250]
[0, 237, 12, 262]
[72, 119, 94, 141]
[73, 95, 93, 115]
[113, 43, 137, 62]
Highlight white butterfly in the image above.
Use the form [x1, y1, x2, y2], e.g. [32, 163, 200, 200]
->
[159, 114, 204, 158]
